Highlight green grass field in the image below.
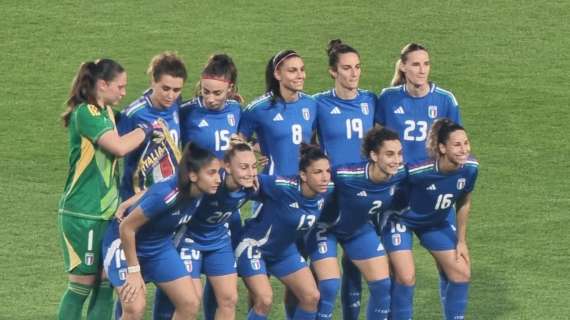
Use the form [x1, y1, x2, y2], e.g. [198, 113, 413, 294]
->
[1, 0, 568, 319]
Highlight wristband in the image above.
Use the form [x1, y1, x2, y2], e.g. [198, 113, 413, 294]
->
[127, 265, 141, 273]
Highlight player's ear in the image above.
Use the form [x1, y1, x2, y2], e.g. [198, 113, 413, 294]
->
[438, 143, 446, 156]
[273, 69, 282, 81]
[369, 150, 379, 163]
[223, 160, 232, 174]
[189, 171, 198, 183]
[299, 170, 307, 183]
[328, 68, 336, 80]
[96, 79, 107, 92]
[398, 60, 406, 74]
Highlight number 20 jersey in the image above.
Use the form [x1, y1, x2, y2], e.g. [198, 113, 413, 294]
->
[375, 83, 461, 163]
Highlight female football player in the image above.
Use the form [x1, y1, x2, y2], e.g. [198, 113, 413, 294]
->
[381, 118, 478, 319]
[153, 143, 258, 320]
[236, 144, 332, 320]
[119, 52, 188, 201]
[102, 143, 221, 320]
[178, 53, 244, 319]
[57, 59, 152, 319]
[375, 43, 463, 317]
[307, 127, 405, 320]
[313, 39, 377, 320]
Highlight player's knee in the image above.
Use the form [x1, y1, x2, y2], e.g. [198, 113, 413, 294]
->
[174, 297, 200, 318]
[217, 290, 238, 310]
[448, 265, 470, 283]
[299, 288, 320, 309]
[253, 291, 273, 314]
[122, 299, 146, 320]
[394, 271, 416, 286]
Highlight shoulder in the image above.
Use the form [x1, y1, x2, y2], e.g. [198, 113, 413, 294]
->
[274, 175, 300, 190]
[122, 95, 149, 118]
[335, 162, 368, 179]
[378, 85, 403, 98]
[244, 93, 273, 111]
[431, 84, 459, 106]
[180, 97, 200, 110]
[463, 155, 479, 172]
[357, 88, 376, 99]
[312, 89, 333, 101]
[225, 99, 243, 112]
[299, 92, 317, 104]
[407, 159, 436, 176]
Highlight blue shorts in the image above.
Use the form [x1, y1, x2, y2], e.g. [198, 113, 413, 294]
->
[380, 215, 457, 252]
[178, 237, 236, 278]
[102, 238, 190, 288]
[235, 241, 307, 278]
[307, 223, 385, 262]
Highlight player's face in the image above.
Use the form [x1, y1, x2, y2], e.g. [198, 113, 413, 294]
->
[201, 78, 232, 110]
[225, 150, 257, 188]
[439, 130, 470, 167]
[150, 74, 184, 108]
[400, 50, 430, 88]
[275, 57, 305, 93]
[192, 159, 222, 195]
[98, 72, 127, 106]
[371, 139, 403, 176]
[331, 52, 361, 91]
[300, 158, 331, 196]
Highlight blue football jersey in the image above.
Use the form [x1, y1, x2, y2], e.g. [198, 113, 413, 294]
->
[321, 162, 407, 239]
[184, 170, 254, 251]
[118, 90, 182, 200]
[238, 92, 317, 176]
[239, 175, 330, 258]
[314, 89, 376, 167]
[375, 83, 461, 163]
[399, 156, 479, 228]
[180, 97, 241, 159]
[107, 176, 202, 257]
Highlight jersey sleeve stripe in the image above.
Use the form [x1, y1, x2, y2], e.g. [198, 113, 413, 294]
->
[434, 87, 459, 106]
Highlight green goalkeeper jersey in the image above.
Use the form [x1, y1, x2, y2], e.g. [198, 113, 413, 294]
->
[58, 103, 120, 220]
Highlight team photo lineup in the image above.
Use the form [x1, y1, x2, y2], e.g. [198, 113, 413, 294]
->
[57, 40, 478, 320]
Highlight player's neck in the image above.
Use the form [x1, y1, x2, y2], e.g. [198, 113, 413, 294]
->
[301, 182, 318, 198]
[149, 94, 167, 111]
[334, 85, 358, 100]
[405, 82, 430, 98]
[189, 185, 204, 199]
[280, 88, 299, 103]
[225, 175, 240, 192]
[368, 162, 390, 183]
[437, 158, 460, 173]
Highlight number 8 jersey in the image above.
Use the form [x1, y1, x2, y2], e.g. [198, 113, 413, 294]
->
[375, 83, 461, 163]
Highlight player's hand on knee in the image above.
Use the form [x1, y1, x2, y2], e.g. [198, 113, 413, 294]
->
[120, 271, 146, 303]
[456, 241, 470, 265]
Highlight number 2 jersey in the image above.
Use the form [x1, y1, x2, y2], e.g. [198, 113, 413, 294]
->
[314, 89, 377, 167]
[239, 92, 317, 176]
[398, 156, 479, 228]
[179, 97, 242, 159]
[375, 83, 461, 163]
[118, 90, 181, 200]
[237, 175, 332, 258]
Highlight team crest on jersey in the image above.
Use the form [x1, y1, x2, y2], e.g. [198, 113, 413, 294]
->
[227, 114, 236, 127]
[392, 233, 402, 246]
[251, 258, 261, 271]
[360, 103, 369, 115]
[318, 242, 328, 254]
[302, 108, 310, 121]
[428, 105, 438, 119]
[457, 178, 466, 190]
[84, 252, 94, 266]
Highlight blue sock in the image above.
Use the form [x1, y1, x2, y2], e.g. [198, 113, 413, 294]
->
[445, 281, 469, 320]
[114, 300, 122, 320]
[391, 281, 414, 320]
[341, 256, 362, 320]
[293, 307, 317, 320]
[203, 280, 217, 320]
[317, 278, 340, 319]
[366, 278, 391, 320]
[152, 287, 175, 320]
[439, 271, 449, 313]
[247, 309, 267, 320]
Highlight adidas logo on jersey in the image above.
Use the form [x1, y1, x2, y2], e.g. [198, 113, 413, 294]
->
[394, 106, 405, 114]
[198, 119, 209, 127]
[289, 202, 299, 208]
[357, 190, 368, 197]
[330, 106, 341, 114]
[426, 184, 437, 191]
[273, 113, 284, 121]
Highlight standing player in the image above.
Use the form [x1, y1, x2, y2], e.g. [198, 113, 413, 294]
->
[119, 52, 187, 201]
[153, 143, 258, 320]
[307, 128, 405, 320]
[102, 143, 222, 320]
[57, 59, 152, 319]
[178, 53, 244, 320]
[236, 144, 332, 320]
[313, 39, 377, 320]
[381, 119, 478, 319]
[375, 43, 462, 316]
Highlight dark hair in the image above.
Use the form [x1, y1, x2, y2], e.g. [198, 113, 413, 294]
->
[265, 49, 300, 104]
[326, 39, 359, 71]
[177, 142, 217, 200]
[62, 59, 124, 127]
[299, 143, 328, 172]
[362, 127, 401, 159]
[427, 118, 465, 159]
[196, 53, 244, 104]
[147, 52, 187, 83]
[391, 43, 429, 86]
[223, 142, 254, 163]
